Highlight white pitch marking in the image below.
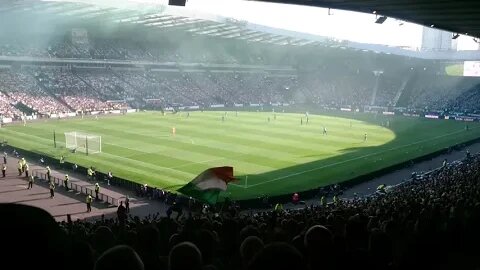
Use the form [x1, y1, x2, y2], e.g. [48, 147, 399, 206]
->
[246, 128, 476, 188]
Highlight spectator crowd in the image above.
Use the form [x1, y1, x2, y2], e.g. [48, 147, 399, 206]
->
[5, 150, 480, 270]
[3, 11, 480, 270]
[1, 35, 480, 121]
[2, 65, 480, 121]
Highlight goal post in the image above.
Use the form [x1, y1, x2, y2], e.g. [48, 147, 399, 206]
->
[64, 132, 102, 154]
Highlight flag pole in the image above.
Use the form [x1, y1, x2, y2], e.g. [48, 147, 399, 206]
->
[53, 130, 56, 148]
[245, 175, 248, 188]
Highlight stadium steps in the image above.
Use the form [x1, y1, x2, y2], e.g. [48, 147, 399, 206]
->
[146, 73, 195, 106]
[0, 90, 10, 98]
[370, 74, 381, 105]
[395, 72, 418, 107]
[182, 72, 221, 103]
[13, 102, 35, 115]
[163, 80, 196, 105]
[110, 70, 141, 98]
[31, 74, 76, 112]
[0, 87, 32, 117]
[72, 70, 114, 101]
[392, 75, 410, 106]
[208, 72, 243, 103]
[141, 74, 179, 106]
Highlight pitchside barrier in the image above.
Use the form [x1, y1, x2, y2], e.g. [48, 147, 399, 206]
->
[34, 171, 119, 206]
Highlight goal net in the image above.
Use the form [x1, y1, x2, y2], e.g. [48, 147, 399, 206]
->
[64, 132, 102, 154]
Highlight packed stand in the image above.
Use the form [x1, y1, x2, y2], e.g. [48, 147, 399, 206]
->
[38, 69, 123, 111]
[444, 79, 480, 113]
[63, 96, 123, 112]
[9, 92, 69, 115]
[297, 72, 374, 107]
[0, 33, 277, 65]
[374, 75, 403, 107]
[147, 72, 203, 106]
[75, 70, 134, 100]
[0, 92, 21, 118]
[47, 39, 88, 59]
[8, 150, 480, 270]
[114, 71, 162, 100]
[203, 72, 291, 105]
[407, 75, 479, 111]
[0, 39, 48, 58]
[0, 70, 69, 115]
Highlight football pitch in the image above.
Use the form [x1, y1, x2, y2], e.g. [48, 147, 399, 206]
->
[1, 111, 480, 200]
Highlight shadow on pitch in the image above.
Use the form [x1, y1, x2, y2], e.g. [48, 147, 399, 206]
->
[229, 110, 468, 199]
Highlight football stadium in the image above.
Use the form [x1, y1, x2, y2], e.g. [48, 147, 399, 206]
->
[1, 0, 480, 269]
[3, 110, 480, 200]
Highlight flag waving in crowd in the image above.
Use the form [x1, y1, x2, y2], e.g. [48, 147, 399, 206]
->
[179, 166, 235, 205]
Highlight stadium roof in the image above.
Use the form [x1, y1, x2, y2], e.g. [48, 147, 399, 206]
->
[0, 0, 325, 47]
[3, 0, 480, 60]
[254, 0, 480, 39]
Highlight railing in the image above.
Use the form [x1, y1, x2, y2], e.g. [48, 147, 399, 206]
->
[33, 171, 119, 206]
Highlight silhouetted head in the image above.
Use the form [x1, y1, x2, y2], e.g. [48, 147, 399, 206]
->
[240, 236, 264, 267]
[94, 245, 144, 270]
[0, 204, 67, 269]
[248, 242, 306, 270]
[168, 242, 202, 270]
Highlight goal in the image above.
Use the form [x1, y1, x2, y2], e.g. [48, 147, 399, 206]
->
[65, 132, 102, 154]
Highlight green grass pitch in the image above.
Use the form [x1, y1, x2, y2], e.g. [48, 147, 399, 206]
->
[1, 111, 479, 200]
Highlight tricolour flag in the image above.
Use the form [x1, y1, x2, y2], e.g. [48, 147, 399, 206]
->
[179, 166, 235, 205]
